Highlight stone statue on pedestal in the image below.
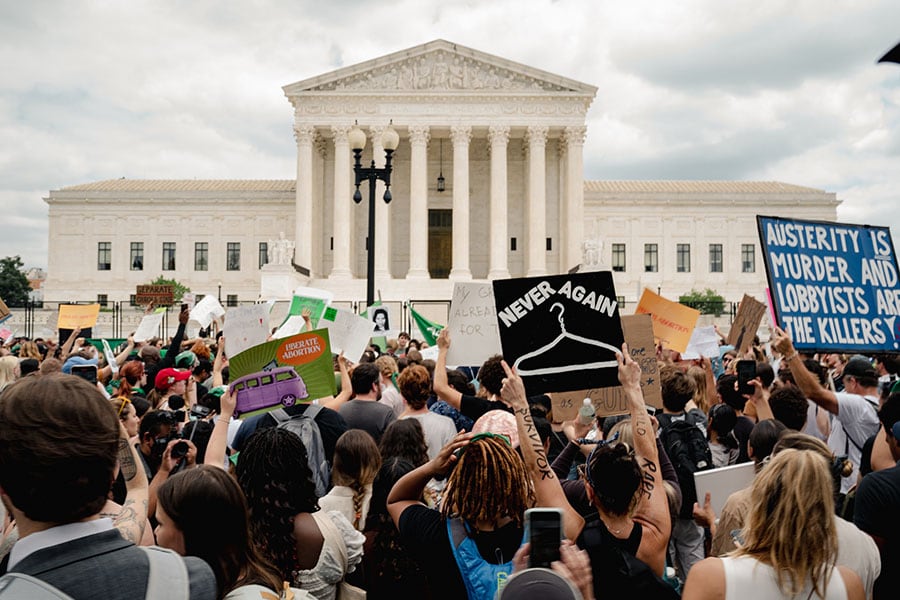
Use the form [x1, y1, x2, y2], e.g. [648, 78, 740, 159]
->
[268, 232, 295, 266]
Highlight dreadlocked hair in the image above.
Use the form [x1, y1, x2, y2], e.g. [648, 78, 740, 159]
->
[441, 435, 533, 529]
[235, 428, 320, 581]
[332, 430, 382, 530]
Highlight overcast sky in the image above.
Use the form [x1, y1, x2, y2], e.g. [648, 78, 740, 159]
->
[2, 0, 899, 270]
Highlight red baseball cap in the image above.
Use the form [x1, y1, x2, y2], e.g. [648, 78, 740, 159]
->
[155, 368, 191, 391]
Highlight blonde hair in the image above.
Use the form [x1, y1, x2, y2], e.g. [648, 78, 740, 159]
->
[735, 448, 837, 597]
[0, 356, 19, 389]
[374, 355, 398, 380]
[607, 418, 634, 447]
[687, 366, 710, 413]
[18, 341, 42, 361]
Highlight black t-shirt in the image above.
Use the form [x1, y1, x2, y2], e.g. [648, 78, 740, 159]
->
[397, 505, 522, 599]
[854, 462, 900, 599]
[733, 415, 754, 463]
[230, 404, 348, 462]
[459, 394, 513, 423]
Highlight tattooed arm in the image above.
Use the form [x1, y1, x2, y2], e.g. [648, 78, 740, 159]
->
[501, 360, 584, 541]
[113, 424, 149, 544]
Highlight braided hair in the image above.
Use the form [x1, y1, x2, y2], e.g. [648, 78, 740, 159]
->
[331, 430, 382, 530]
[235, 427, 320, 580]
[441, 435, 533, 529]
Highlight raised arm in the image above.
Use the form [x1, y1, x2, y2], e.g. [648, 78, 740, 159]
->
[114, 422, 149, 544]
[212, 336, 227, 388]
[501, 361, 584, 541]
[771, 326, 838, 414]
[204, 388, 235, 469]
[433, 329, 463, 410]
[318, 352, 352, 411]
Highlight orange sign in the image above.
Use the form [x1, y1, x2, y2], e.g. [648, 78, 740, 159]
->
[58, 304, 101, 329]
[276, 332, 327, 366]
[634, 288, 699, 353]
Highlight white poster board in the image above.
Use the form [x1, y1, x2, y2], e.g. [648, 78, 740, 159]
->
[693, 462, 756, 517]
[320, 306, 376, 362]
[101, 339, 119, 376]
[224, 304, 271, 357]
[189, 295, 225, 329]
[273, 315, 308, 339]
[446, 282, 503, 366]
[681, 325, 721, 360]
[133, 312, 164, 343]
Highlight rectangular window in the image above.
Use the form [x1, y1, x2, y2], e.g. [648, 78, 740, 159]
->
[510, 237, 517, 251]
[162, 242, 176, 271]
[546, 238, 552, 251]
[612, 243, 626, 272]
[644, 244, 658, 273]
[226, 294, 238, 307]
[130, 242, 143, 271]
[97, 242, 111, 271]
[194, 242, 208, 271]
[227, 242, 241, 271]
[259, 242, 268, 268]
[742, 244, 756, 273]
[616, 295, 625, 308]
[97, 294, 108, 307]
[709, 243, 723, 273]
[677, 244, 691, 273]
[129, 294, 138, 307]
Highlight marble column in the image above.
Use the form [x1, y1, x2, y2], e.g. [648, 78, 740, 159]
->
[526, 125, 548, 277]
[293, 124, 315, 274]
[488, 124, 510, 280]
[449, 125, 472, 280]
[564, 126, 587, 272]
[407, 125, 430, 279]
[330, 125, 353, 279]
[369, 126, 391, 280]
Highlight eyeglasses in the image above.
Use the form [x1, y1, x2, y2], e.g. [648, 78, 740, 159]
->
[116, 396, 132, 416]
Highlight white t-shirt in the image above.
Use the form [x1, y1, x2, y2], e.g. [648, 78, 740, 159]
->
[721, 555, 847, 600]
[829, 392, 880, 493]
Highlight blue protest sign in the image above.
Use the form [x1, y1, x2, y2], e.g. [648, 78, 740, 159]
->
[758, 215, 900, 353]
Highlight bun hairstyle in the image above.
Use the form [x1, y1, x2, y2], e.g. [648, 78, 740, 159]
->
[586, 443, 643, 517]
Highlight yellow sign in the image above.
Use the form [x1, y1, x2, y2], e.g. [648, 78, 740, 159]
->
[634, 288, 699, 353]
[58, 304, 101, 329]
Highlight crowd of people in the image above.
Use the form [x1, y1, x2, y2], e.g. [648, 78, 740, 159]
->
[0, 304, 899, 599]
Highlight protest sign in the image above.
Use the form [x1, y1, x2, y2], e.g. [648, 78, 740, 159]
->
[694, 462, 756, 517]
[133, 311, 164, 342]
[224, 304, 271, 358]
[58, 304, 101, 329]
[368, 303, 394, 336]
[0, 297, 9, 322]
[727, 294, 767, 354]
[549, 314, 661, 419]
[682, 326, 720, 360]
[493, 271, 624, 394]
[282, 287, 333, 329]
[758, 216, 900, 352]
[319, 306, 376, 362]
[0, 328, 11, 342]
[273, 315, 307, 339]
[446, 282, 502, 366]
[135, 285, 174, 306]
[101, 339, 119, 375]
[634, 289, 700, 353]
[228, 329, 336, 401]
[189, 295, 225, 329]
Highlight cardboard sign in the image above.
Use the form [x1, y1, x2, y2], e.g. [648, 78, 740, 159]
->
[135, 285, 175, 306]
[189, 295, 225, 329]
[493, 272, 625, 394]
[682, 326, 721, 360]
[634, 289, 700, 353]
[0, 297, 9, 320]
[727, 294, 767, 354]
[446, 282, 503, 366]
[758, 216, 900, 353]
[228, 328, 336, 401]
[368, 304, 394, 337]
[319, 306, 375, 362]
[283, 286, 333, 329]
[224, 304, 271, 358]
[550, 314, 661, 419]
[134, 312, 165, 343]
[58, 304, 101, 329]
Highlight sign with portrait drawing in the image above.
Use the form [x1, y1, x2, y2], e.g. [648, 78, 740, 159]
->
[493, 272, 625, 394]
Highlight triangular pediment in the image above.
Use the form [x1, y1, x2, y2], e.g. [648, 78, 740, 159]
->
[283, 39, 597, 97]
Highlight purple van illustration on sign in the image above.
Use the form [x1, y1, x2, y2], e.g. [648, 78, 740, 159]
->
[231, 366, 309, 418]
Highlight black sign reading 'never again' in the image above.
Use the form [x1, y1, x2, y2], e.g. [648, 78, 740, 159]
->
[492, 271, 625, 394]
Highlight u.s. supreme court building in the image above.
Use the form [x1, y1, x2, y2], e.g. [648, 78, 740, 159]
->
[43, 40, 838, 310]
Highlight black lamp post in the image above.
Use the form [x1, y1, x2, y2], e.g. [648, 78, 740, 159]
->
[349, 123, 400, 308]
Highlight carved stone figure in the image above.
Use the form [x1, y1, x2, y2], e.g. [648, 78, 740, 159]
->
[268, 232, 295, 265]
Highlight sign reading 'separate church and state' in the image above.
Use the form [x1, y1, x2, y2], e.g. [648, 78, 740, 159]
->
[758, 215, 900, 353]
[493, 272, 625, 394]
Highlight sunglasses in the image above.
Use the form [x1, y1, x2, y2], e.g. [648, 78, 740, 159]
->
[578, 432, 622, 486]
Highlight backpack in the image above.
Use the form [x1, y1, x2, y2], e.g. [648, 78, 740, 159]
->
[271, 405, 330, 498]
[447, 518, 514, 600]
[578, 517, 679, 600]
[659, 417, 713, 519]
[0, 546, 188, 600]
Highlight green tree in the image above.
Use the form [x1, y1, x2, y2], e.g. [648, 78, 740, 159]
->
[679, 288, 726, 316]
[148, 275, 191, 303]
[0, 256, 32, 307]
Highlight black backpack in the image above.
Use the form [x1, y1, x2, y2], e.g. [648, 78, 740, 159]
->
[659, 418, 713, 519]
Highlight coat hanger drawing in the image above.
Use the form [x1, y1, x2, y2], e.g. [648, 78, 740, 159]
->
[513, 302, 620, 377]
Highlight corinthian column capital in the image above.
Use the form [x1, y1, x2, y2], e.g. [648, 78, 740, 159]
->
[450, 125, 472, 146]
[408, 124, 431, 146]
[488, 124, 510, 148]
[564, 125, 587, 147]
[331, 124, 352, 143]
[525, 125, 549, 148]
[293, 124, 316, 145]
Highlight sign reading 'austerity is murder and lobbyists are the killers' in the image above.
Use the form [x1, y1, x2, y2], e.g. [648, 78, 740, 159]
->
[758, 215, 900, 353]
